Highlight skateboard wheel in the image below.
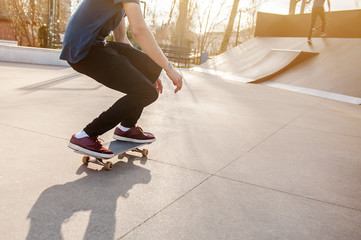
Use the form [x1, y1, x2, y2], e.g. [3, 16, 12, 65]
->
[142, 149, 148, 156]
[104, 161, 113, 171]
[82, 156, 90, 165]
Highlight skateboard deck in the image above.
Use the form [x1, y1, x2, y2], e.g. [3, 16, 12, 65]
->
[75, 139, 153, 171]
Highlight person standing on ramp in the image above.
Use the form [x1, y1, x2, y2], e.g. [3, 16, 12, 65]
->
[307, 0, 331, 43]
[60, 0, 183, 158]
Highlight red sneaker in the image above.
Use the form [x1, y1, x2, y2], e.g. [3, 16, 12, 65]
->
[113, 126, 155, 143]
[68, 135, 114, 159]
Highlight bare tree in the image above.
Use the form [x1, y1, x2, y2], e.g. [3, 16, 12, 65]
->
[239, 0, 266, 42]
[290, 0, 312, 14]
[195, 0, 227, 56]
[300, 0, 312, 14]
[167, 0, 177, 25]
[289, 0, 297, 14]
[3, 0, 70, 47]
[174, 0, 190, 46]
[4, 0, 35, 45]
[172, 0, 199, 47]
[219, 0, 240, 54]
[149, 5, 158, 30]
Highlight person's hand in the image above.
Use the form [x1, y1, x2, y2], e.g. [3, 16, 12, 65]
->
[166, 68, 183, 93]
[154, 78, 163, 94]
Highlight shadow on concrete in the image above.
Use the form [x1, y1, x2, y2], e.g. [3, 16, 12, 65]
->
[19, 73, 102, 93]
[26, 158, 151, 240]
[116, 152, 149, 166]
[0, 61, 68, 70]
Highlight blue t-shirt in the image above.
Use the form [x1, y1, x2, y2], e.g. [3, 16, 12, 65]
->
[60, 0, 139, 63]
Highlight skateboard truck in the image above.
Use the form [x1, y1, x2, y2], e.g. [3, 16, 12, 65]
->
[82, 156, 114, 171]
[131, 147, 149, 156]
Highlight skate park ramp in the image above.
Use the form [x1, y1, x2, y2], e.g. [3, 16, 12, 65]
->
[203, 48, 319, 84]
[193, 37, 361, 103]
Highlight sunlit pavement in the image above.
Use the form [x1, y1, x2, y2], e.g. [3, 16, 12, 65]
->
[1, 61, 361, 240]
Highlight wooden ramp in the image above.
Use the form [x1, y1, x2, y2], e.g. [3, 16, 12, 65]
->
[235, 49, 319, 83]
[194, 37, 361, 100]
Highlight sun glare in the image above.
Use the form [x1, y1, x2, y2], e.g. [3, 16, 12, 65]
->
[138, 0, 360, 33]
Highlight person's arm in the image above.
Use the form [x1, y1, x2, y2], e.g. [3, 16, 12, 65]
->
[113, 18, 132, 45]
[123, 1, 182, 93]
[327, 0, 331, 12]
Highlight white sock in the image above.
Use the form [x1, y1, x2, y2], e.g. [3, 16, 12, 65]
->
[75, 130, 89, 139]
[118, 124, 131, 132]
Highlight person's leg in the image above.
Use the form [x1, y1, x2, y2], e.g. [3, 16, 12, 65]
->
[70, 44, 161, 137]
[319, 7, 326, 33]
[108, 42, 161, 84]
[308, 9, 318, 40]
[107, 42, 162, 127]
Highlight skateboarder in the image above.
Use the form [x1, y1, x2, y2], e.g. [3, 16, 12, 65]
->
[307, 0, 331, 43]
[60, 0, 183, 158]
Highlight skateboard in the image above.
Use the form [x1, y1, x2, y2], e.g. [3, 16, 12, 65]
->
[75, 139, 153, 171]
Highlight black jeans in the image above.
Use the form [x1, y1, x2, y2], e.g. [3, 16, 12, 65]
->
[308, 7, 326, 40]
[69, 41, 162, 137]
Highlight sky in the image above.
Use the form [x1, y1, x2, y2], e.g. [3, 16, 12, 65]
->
[142, 0, 360, 33]
[151, 0, 360, 16]
[71, 0, 360, 32]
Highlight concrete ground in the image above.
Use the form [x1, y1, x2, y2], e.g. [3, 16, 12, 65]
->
[0, 61, 361, 240]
